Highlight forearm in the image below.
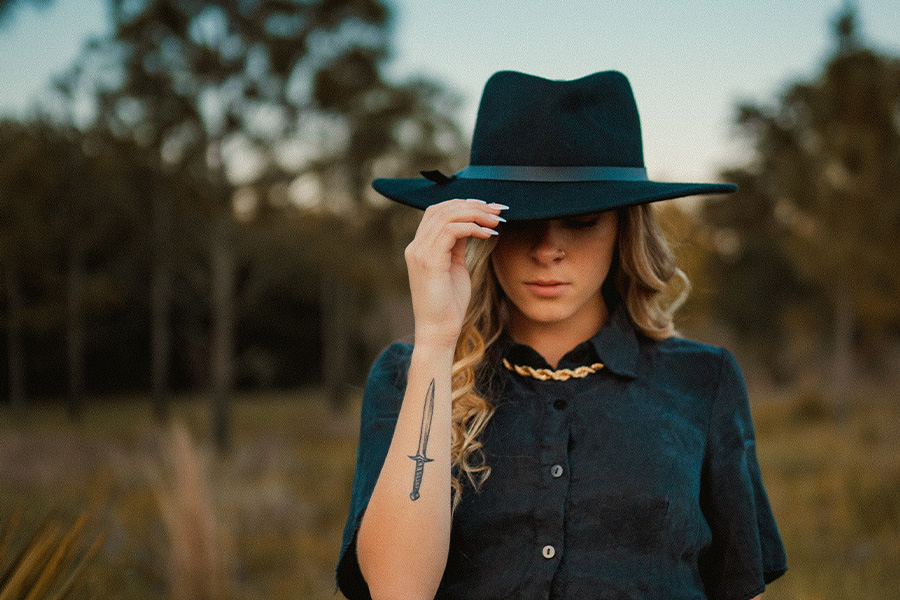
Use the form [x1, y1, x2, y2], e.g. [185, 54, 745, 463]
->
[357, 343, 455, 600]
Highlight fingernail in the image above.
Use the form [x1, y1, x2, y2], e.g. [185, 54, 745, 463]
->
[495, 215, 507, 223]
[489, 203, 510, 210]
[481, 227, 499, 236]
[466, 198, 487, 203]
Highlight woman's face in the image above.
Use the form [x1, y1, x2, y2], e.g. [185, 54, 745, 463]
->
[491, 211, 618, 336]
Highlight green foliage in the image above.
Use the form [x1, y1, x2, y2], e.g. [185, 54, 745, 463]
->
[701, 7, 900, 382]
[1, 0, 465, 402]
[0, 0, 55, 28]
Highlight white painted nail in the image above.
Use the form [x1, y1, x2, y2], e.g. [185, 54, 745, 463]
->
[466, 198, 487, 203]
[481, 227, 499, 236]
[489, 203, 510, 210]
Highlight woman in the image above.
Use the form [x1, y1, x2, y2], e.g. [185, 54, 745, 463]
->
[337, 70, 787, 600]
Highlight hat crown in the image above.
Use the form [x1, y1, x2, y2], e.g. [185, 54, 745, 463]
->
[469, 70, 645, 169]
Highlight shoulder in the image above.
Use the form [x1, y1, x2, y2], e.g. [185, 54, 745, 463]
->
[361, 342, 413, 419]
[646, 334, 731, 372]
[637, 335, 738, 399]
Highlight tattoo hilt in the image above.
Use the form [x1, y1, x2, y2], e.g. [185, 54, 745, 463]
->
[409, 454, 432, 501]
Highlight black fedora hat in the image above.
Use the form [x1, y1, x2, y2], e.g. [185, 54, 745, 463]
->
[373, 70, 736, 220]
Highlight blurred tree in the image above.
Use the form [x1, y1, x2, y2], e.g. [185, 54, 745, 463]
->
[0, 0, 54, 26]
[703, 7, 900, 411]
[0, 120, 58, 410]
[310, 58, 466, 407]
[47, 0, 464, 447]
[700, 169, 821, 382]
[0, 120, 144, 416]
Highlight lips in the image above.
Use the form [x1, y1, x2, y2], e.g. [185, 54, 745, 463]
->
[524, 280, 569, 298]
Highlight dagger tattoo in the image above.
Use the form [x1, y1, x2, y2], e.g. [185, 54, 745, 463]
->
[409, 378, 436, 501]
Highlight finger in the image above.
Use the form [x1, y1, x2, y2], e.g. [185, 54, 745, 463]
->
[434, 222, 498, 252]
[449, 236, 472, 271]
[410, 199, 507, 263]
[456, 198, 510, 219]
[410, 221, 497, 262]
[429, 198, 508, 222]
[465, 199, 509, 212]
[406, 220, 496, 267]
[417, 201, 506, 240]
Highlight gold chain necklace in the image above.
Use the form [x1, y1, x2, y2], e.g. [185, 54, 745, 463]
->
[502, 358, 605, 381]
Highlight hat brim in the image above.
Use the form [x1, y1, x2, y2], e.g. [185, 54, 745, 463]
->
[373, 177, 736, 220]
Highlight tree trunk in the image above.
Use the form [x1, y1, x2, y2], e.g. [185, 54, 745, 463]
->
[66, 230, 86, 422]
[210, 209, 234, 454]
[152, 188, 173, 422]
[321, 272, 356, 411]
[319, 167, 368, 411]
[832, 280, 854, 423]
[5, 265, 26, 411]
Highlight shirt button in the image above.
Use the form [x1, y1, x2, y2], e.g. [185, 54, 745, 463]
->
[553, 399, 567, 410]
[550, 464, 564, 478]
[542, 545, 556, 559]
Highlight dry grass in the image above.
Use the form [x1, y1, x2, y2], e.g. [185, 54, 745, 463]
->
[0, 388, 360, 599]
[0, 506, 106, 600]
[752, 385, 900, 600]
[0, 384, 898, 599]
[149, 422, 235, 600]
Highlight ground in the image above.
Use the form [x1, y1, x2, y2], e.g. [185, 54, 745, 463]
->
[1, 384, 898, 599]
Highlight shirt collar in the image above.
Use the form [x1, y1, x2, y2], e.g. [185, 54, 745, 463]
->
[496, 303, 640, 380]
[587, 304, 639, 379]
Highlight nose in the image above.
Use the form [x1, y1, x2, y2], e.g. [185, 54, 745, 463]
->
[529, 221, 565, 265]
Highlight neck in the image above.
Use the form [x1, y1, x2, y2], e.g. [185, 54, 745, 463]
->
[507, 299, 610, 368]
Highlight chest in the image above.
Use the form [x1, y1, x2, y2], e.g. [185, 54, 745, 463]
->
[439, 368, 721, 599]
[452, 372, 714, 552]
[485, 374, 709, 487]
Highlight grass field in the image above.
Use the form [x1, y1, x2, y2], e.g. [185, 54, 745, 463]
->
[1, 384, 898, 599]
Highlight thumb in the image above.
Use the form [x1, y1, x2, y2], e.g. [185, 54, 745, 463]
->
[449, 236, 468, 268]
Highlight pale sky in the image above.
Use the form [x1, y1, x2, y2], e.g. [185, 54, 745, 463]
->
[1, 0, 898, 182]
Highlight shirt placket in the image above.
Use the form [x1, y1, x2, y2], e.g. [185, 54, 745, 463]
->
[530, 380, 573, 595]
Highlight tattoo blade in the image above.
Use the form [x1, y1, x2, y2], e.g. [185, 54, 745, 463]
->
[409, 378, 436, 501]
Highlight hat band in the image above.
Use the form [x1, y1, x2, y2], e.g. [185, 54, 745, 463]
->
[455, 165, 649, 182]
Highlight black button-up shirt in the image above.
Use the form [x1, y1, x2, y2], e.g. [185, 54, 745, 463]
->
[337, 307, 787, 599]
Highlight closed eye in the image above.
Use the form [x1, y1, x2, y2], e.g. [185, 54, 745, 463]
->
[563, 217, 599, 229]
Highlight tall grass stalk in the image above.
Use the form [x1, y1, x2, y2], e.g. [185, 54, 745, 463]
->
[0, 507, 105, 600]
[151, 422, 235, 600]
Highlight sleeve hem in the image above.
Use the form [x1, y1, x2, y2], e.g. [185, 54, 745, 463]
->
[717, 565, 787, 600]
[764, 564, 788, 584]
[336, 523, 370, 600]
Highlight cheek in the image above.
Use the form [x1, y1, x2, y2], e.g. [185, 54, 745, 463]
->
[490, 255, 506, 291]
[578, 230, 618, 288]
[595, 220, 618, 271]
[490, 240, 523, 292]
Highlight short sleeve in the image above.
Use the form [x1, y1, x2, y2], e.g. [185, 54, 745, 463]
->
[336, 343, 412, 600]
[698, 349, 787, 600]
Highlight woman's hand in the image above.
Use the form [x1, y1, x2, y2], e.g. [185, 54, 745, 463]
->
[404, 198, 507, 349]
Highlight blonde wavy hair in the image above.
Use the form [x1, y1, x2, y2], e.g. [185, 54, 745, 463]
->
[448, 203, 688, 511]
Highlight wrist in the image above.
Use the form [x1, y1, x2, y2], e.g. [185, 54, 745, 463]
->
[409, 343, 456, 384]
[413, 329, 459, 357]
[413, 324, 462, 353]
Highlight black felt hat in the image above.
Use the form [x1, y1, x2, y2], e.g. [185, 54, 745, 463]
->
[373, 70, 736, 220]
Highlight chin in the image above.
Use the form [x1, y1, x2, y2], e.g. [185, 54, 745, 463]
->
[516, 302, 577, 326]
